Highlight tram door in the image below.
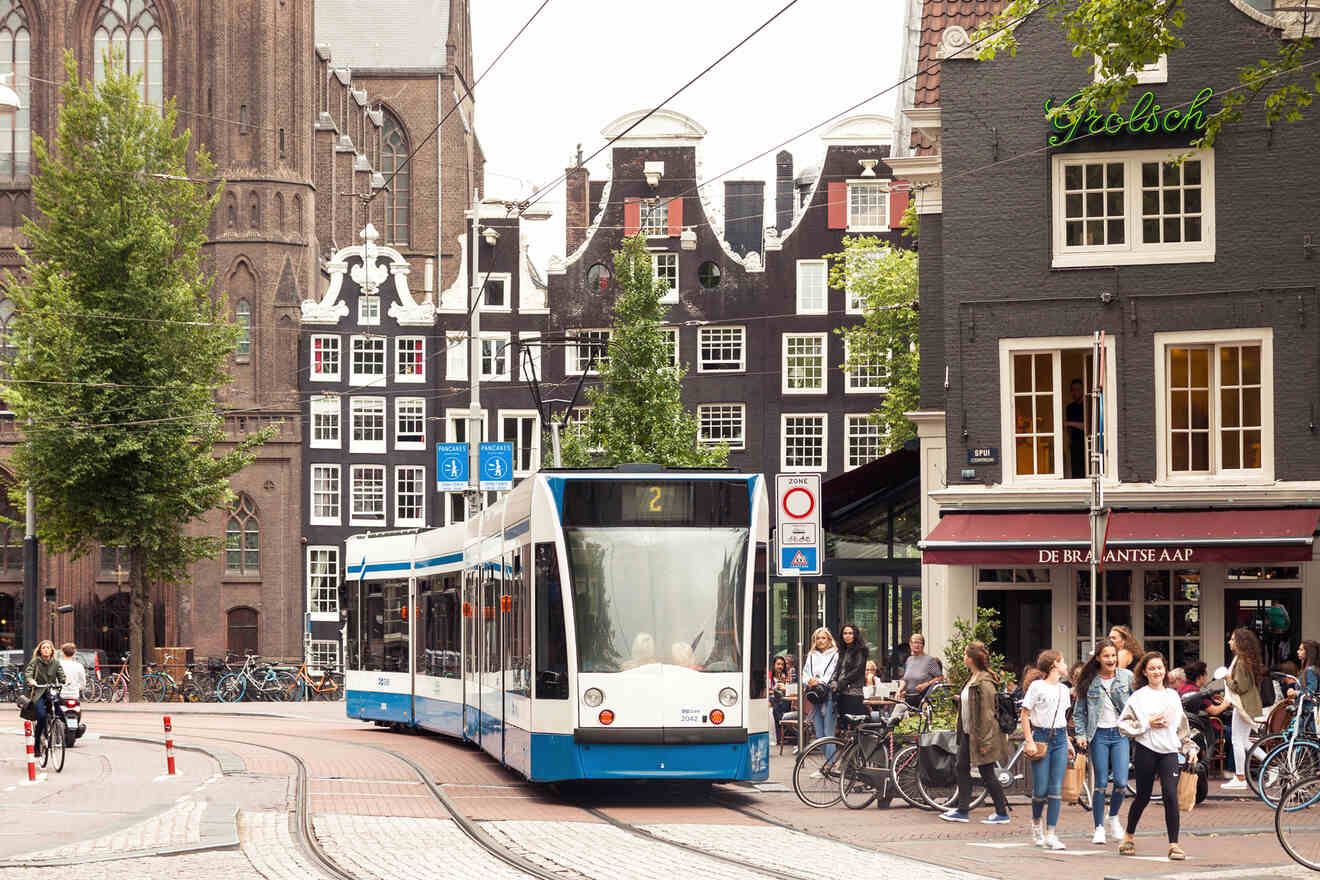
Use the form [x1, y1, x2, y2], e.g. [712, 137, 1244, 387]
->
[478, 560, 503, 761]
[462, 568, 479, 741]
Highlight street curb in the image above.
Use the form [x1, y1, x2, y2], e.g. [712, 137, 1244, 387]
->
[102, 733, 247, 774]
[0, 802, 242, 868]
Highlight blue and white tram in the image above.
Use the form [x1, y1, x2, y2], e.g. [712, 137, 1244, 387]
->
[343, 469, 771, 782]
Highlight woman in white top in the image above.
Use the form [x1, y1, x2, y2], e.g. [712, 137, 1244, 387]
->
[1020, 649, 1074, 850]
[802, 627, 839, 761]
[1116, 651, 1196, 861]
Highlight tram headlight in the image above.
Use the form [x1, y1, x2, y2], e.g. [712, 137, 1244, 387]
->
[583, 687, 604, 707]
[719, 687, 738, 707]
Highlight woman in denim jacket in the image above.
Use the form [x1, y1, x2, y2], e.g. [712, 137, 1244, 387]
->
[1073, 642, 1134, 845]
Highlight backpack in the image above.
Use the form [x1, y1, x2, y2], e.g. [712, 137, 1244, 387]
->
[995, 692, 1018, 734]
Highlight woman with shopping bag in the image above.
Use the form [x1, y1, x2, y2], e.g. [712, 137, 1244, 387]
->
[1116, 651, 1198, 861]
[1073, 642, 1134, 844]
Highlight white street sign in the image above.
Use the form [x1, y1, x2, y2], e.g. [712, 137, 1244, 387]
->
[776, 473, 822, 576]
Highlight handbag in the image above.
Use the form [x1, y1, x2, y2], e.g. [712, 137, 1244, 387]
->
[918, 729, 958, 788]
[804, 682, 830, 704]
[1177, 767, 1198, 812]
[1027, 682, 1067, 761]
[16, 694, 37, 722]
[1061, 753, 1087, 804]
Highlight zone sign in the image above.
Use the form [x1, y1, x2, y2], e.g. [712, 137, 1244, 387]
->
[775, 473, 821, 576]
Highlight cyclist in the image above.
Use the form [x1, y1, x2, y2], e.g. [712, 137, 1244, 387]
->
[58, 643, 86, 701]
[24, 640, 66, 758]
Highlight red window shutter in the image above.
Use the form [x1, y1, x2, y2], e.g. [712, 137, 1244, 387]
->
[827, 182, 847, 229]
[624, 198, 641, 236]
[889, 182, 910, 228]
[667, 197, 683, 237]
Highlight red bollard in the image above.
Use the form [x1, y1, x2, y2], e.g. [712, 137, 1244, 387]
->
[163, 715, 176, 776]
[23, 720, 35, 782]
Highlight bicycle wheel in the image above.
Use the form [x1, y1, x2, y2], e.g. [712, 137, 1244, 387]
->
[47, 719, 65, 772]
[1261, 741, 1320, 809]
[278, 671, 304, 702]
[916, 750, 965, 811]
[1249, 733, 1286, 796]
[838, 742, 880, 810]
[109, 673, 128, 703]
[891, 744, 930, 809]
[793, 737, 846, 808]
[1276, 775, 1320, 870]
[142, 674, 166, 703]
[216, 673, 246, 703]
[178, 679, 203, 703]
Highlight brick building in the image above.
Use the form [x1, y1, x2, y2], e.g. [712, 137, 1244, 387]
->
[902, 0, 1320, 674]
[0, 0, 478, 663]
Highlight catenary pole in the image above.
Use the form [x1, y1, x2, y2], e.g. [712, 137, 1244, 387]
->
[1088, 331, 1104, 656]
[467, 193, 483, 520]
[21, 420, 37, 655]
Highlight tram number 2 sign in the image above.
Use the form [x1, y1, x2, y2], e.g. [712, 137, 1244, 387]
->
[776, 473, 822, 576]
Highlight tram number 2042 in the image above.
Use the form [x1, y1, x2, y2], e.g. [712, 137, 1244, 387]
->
[627, 484, 693, 522]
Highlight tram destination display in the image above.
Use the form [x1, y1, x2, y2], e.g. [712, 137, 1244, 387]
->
[625, 483, 694, 522]
[560, 478, 750, 527]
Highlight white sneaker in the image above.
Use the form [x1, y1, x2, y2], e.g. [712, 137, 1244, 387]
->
[809, 770, 824, 779]
[1044, 833, 1066, 851]
[1092, 826, 1106, 845]
[1031, 824, 1045, 847]
[1221, 777, 1249, 790]
[1108, 816, 1125, 840]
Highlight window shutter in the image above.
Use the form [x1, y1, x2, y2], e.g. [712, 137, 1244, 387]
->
[889, 182, 910, 228]
[667, 197, 683, 237]
[623, 198, 641, 236]
[827, 182, 847, 229]
[446, 332, 467, 380]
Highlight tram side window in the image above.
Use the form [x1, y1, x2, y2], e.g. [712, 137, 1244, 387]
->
[483, 564, 500, 675]
[535, 542, 569, 699]
[344, 581, 361, 670]
[364, 583, 385, 671]
[415, 577, 433, 676]
[464, 570, 478, 679]
[383, 580, 409, 672]
[423, 574, 460, 678]
[505, 548, 532, 697]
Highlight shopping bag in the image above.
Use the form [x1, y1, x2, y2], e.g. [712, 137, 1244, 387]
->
[1177, 769, 1198, 812]
[917, 730, 957, 788]
[1061, 753, 1087, 805]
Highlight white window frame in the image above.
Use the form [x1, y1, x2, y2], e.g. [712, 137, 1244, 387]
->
[697, 403, 746, 450]
[518, 332, 543, 382]
[1153, 328, 1274, 484]
[349, 396, 387, 454]
[309, 464, 341, 526]
[566, 329, 610, 376]
[349, 464, 387, 526]
[781, 413, 828, 473]
[652, 252, 679, 304]
[394, 396, 426, 450]
[309, 395, 341, 449]
[846, 180, 890, 232]
[698, 326, 746, 374]
[845, 413, 888, 470]
[844, 339, 890, 394]
[795, 259, 828, 315]
[782, 332, 828, 395]
[640, 198, 669, 237]
[349, 335, 387, 386]
[307, 546, 340, 621]
[310, 334, 341, 382]
[660, 326, 680, 369]
[479, 332, 512, 382]
[394, 336, 426, 383]
[306, 639, 340, 671]
[394, 465, 426, 527]
[1051, 149, 1215, 269]
[499, 409, 541, 475]
[479, 272, 512, 312]
[445, 407, 487, 444]
[1094, 52, 1167, 84]
[357, 295, 381, 326]
[997, 335, 1119, 485]
[446, 331, 467, 380]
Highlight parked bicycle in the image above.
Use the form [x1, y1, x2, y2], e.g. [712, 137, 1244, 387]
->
[142, 653, 205, 703]
[1275, 772, 1320, 870]
[1257, 691, 1320, 808]
[216, 652, 296, 702]
[280, 662, 343, 702]
[0, 664, 23, 703]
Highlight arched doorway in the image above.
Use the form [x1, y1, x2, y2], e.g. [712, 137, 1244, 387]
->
[227, 607, 259, 656]
[94, 592, 131, 659]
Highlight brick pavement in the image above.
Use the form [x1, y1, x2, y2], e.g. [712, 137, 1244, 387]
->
[11, 798, 204, 862]
[314, 814, 527, 879]
[237, 810, 324, 880]
[0, 849, 260, 880]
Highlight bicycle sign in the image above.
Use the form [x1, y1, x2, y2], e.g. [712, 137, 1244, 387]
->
[478, 442, 514, 491]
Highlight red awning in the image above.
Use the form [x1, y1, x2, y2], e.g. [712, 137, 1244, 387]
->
[920, 509, 1320, 566]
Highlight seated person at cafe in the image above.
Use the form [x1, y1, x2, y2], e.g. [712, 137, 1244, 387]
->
[894, 633, 943, 706]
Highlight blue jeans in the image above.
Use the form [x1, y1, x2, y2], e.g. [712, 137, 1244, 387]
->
[1030, 726, 1069, 827]
[31, 692, 48, 754]
[1088, 726, 1129, 826]
[808, 697, 837, 759]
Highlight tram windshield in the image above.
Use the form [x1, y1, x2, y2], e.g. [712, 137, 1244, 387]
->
[566, 526, 748, 674]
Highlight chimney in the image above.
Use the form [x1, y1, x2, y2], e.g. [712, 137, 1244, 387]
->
[775, 150, 794, 233]
[564, 143, 589, 255]
[723, 181, 764, 258]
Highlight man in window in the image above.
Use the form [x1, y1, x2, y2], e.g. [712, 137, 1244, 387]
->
[1065, 378, 1086, 479]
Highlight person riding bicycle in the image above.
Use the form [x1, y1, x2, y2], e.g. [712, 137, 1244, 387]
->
[24, 640, 66, 759]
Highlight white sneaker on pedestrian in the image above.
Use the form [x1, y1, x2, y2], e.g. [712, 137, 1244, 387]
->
[1221, 777, 1248, 790]
[1031, 824, 1045, 847]
[1220, 770, 1237, 782]
[1091, 826, 1106, 845]
[809, 770, 824, 779]
[1044, 833, 1066, 851]
[1108, 816, 1124, 840]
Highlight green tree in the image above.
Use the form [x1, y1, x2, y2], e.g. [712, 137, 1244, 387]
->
[560, 234, 727, 468]
[831, 238, 919, 453]
[976, 1, 1316, 148]
[4, 52, 270, 699]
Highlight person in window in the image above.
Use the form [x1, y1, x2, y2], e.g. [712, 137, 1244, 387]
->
[1065, 378, 1086, 478]
[895, 633, 944, 707]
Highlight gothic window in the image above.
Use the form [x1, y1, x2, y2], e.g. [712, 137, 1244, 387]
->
[381, 109, 409, 245]
[0, 475, 21, 575]
[235, 300, 251, 359]
[93, 0, 164, 107]
[225, 494, 259, 575]
[227, 607, 259, 655]
[248, 192, 260, 229]
[0, 2, 29, 182]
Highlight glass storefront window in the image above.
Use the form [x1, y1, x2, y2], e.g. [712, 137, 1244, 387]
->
[1227, 567, 1301, 581]
[979, 569, 1050, 584]
[1142, 571, 1201, 668]
[1076, 570, 1132, 658]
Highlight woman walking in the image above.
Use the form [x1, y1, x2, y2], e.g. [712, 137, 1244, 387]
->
[939, 641, 1011, 825]
[1022, 649, 1074, 850]
[1109, 625, 1143, 671]
[1073, 642, 1133, 844]
[833, 623, 869, 717]
[1116, 651, 1196, 860]
[802, 627, 839, 765]
[1222, 627, 1265, 790]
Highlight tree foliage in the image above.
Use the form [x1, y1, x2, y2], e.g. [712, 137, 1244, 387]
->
[975, 0, 1318, 148]
[559, 235, 727, 469]
[4, 52, 270, 695]
[830, 238, 919, 453]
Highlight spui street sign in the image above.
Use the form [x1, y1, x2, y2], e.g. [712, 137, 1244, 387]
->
[479, 442, 515, 491]
[436, 442, 469, 491]
[776, 473, 822, 576]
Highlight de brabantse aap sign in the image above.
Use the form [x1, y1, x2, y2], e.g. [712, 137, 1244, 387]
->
[1038, 546, 1196, 566]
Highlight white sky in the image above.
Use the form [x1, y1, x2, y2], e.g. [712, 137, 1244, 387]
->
[470, 0, 905, 266]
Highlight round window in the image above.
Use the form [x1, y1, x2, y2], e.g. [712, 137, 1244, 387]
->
[586, 262, 612, 292]
[698, 261, 722, 289]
